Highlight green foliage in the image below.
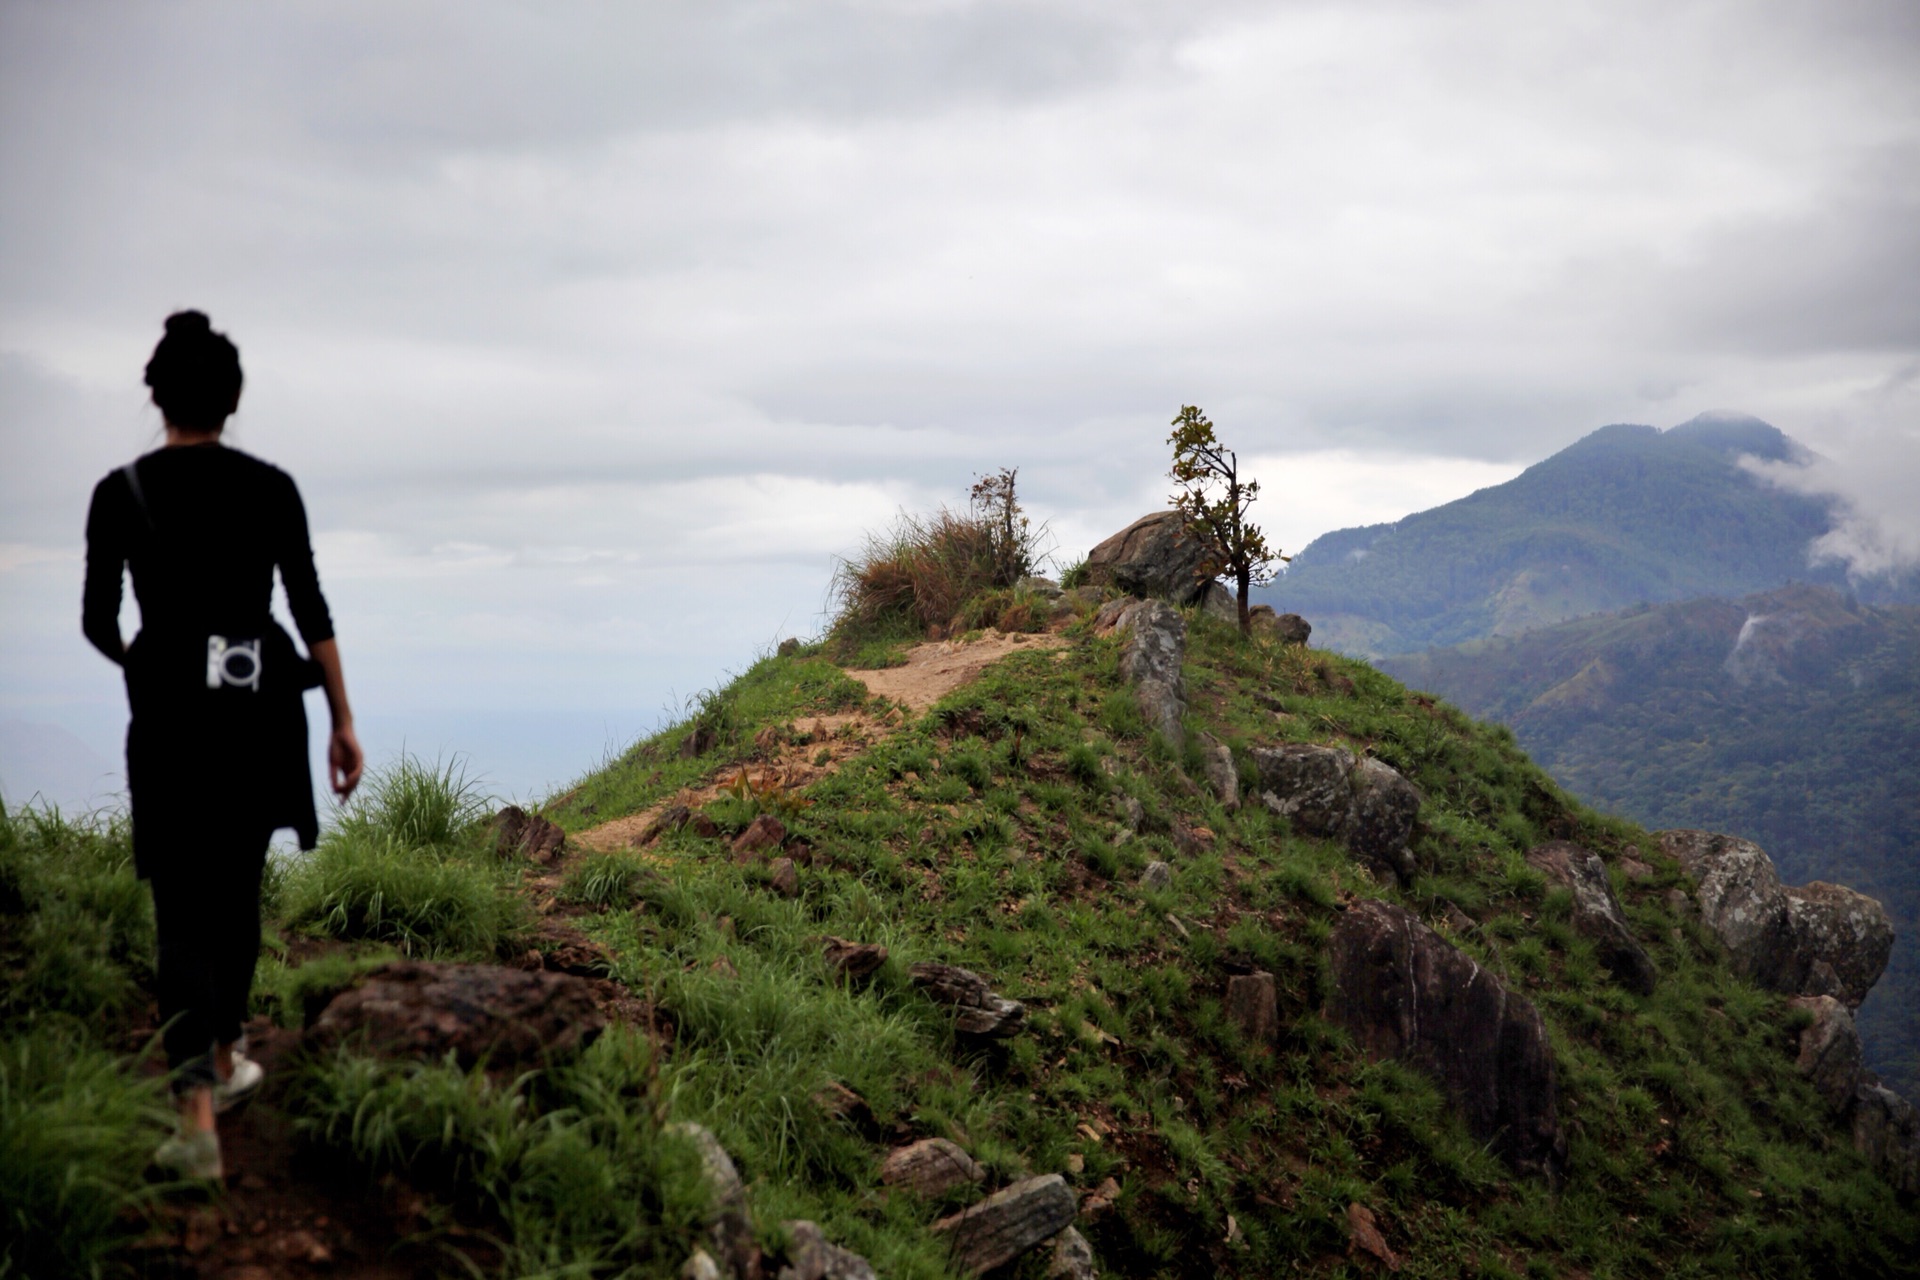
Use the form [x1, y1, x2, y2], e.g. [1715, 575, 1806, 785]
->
[335, 754, 489, 850]
[1167, 404, 1284, 629]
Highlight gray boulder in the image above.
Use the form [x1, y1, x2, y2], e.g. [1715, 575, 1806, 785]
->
[1084, 511, 1214, 602]
[931, 1173, 1078, 1275]
[666, 1122, 758, 1279]
[1657, 830, 1893, 1007]
[1254, 744, 1419, 884]
[1113, 599, 1187, 747]
[1047, 1226, 1098, 1280]
[1248, 605, 1312, 645]
[777, 1220, 879, 1280]
[910, 962, 1027, 1037]
[881, 1138, 985, 1198]
[1327, 900, 1566, 1182]
[1525, 842, 1657, 995]
[1852, 1083, 1920, 1196]
[1197, 581, 1237, 620]
[1787, 995, 1865, 1116]
[1197, 733, 1239, 810]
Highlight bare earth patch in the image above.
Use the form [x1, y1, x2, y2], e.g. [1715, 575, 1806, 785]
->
[574, 631, 1066, 853]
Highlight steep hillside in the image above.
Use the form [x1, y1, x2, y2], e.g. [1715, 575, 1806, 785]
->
[6, 594, 1916, 1278]
[1382, 584, 1920, 1100]
[1255, 413, 1882, 657]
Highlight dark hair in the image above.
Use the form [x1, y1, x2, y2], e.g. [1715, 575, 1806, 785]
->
[144, 310, 243, 431]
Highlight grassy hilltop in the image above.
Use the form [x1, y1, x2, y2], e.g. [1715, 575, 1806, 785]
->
[5, 546, 1918, 1275]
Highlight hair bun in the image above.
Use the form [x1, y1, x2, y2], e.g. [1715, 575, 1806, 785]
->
[163, 310, 212, 336]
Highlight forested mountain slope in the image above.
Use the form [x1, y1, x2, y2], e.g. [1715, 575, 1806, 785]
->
[1255, 413, 1893, 657]
[1383, 584, 1920, 1099]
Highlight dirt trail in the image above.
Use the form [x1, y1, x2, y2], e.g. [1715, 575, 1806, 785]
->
[574, 630, 1067, 854]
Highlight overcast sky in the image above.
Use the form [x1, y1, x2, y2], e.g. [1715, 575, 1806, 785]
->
[3, 0, 1917, 808]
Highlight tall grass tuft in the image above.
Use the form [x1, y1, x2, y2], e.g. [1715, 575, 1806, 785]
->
[336, 754, 489, 850]
[0, 1026, 171, 1278]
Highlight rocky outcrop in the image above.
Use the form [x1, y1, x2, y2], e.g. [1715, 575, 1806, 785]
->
[1197, 733, 1239, 810]
[1225, 972, 1277, 1044]
[1253, 744, 1420, 884]
[881, 1138, 985, 1198]
[1525, 842, 1657, 995]
[1327, 900, 1565, 1182]
[1084, 512, 1214, 602]
[1788, 996, 1865, 1116]
[931, 1173, 1078, 1274]
[1657, 831, 1893, 1007]
[1248, 605, 1311, 645]
[821, 937, 888, 984]
[910, 963, 1027, 1037]
[1852, 1084, 1920, 1196]
[493, 806, 566, 864]
[1112, 600, 1187, 746]
[306, 962, 605, 1068]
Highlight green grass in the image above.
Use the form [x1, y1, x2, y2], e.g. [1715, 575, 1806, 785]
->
[7, 592, 1919, 1278]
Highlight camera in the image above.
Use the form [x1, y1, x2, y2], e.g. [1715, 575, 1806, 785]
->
[206, 635, 263, 692]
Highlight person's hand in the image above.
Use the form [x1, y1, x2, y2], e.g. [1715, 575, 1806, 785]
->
[329, 724, 365, 801]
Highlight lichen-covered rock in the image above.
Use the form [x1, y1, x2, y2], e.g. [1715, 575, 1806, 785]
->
[1138, 860, 1172, 891]
[1787, 995, 1864, 1116]
[1781, 882, 1894, 1009]
[881, 1138, 984, 1198]
[1197, 733, 1239, 810]
[777, 1220, 878, 1280]
[1197, 581, 1237, 620]
[1657, 830, 1892, 1007]
[1525, 842, 1657, 995]
[1253, 744, 1419, 884]
[1046, 1226, 1098, 1279]
[1327, 900, 1565, 1182]
[305, 962, 604, 1068]
[1113, 599, 1187, 746]
[1084, 511, 1214, 602]
[931, 1173, 1078, 1274]
[909, 962, 1027, 1037]
[1852, 1083, 1920, 1196]
[666, 1122, 758, 1279]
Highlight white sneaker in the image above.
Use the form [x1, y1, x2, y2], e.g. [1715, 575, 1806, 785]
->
[214, 1052, 264, 1114]
[152, 1127, 224, 1181]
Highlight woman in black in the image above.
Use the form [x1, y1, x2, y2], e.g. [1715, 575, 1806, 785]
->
[83, 311, 363, 1180]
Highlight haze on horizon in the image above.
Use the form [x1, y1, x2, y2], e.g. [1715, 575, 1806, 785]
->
[3, 0, 1918, 808]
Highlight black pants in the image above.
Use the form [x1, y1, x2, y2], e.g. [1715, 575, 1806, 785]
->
[147, 830, 270, 1090]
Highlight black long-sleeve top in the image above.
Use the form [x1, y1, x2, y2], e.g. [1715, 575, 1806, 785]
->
[83, 444, 334, 663]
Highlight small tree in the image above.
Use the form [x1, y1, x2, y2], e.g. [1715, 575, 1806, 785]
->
[970, 467, 1033, 588]
[1167, 405, 1285, 634]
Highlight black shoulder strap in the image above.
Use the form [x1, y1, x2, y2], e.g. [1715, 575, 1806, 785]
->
[120, 462, 155, 534]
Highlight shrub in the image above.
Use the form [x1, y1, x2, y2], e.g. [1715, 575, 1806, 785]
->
[337, 755, 490, 851]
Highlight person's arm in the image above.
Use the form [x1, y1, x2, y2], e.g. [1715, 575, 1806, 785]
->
[310, 637, 363, 800]
[81, 475, 128, 664]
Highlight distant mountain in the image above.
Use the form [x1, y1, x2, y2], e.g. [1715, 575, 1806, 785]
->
[1382, 583, 1920, 1099]
[1256, 413, 1897, 657]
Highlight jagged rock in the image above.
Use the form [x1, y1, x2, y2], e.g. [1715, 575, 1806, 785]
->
[1120, 795, 1145, 832]
[1657, 830, 1893, 1007]
[681, 724, 718, 758]
[1249, 605, 1312, 645]
[1139, 860, 1173, 891]
[1078, 1176, 1121, 1220]
[1254, 744, 1420, 884]
[1113, 600, 1187, 746]
[1852, 1083, 1920, 1196]
[1171, 820, 1213, 857]
[733, 814, 788, 858]
[635, 804, 720, 846]
[1327, 900, 1565, 1182]
[821, 937, 888, 983]
[1525, 842, 1657, 995]
[777, 1221, 878, 1280]
[1225, 972, 1277, 1044]
[1047, 1226, 1098, 1279]
[881, 1138, 985, 1197]
[1084, 512, 1214, 602]
[1197, 733, 1239, 810]
[1788, 996, 1864, 1115]
[910, 963, 1027, 1037]
[931, 1173, 1078, 1275]
[667, 1122, 758, 1279]
[1090, 596, 1143, 635]
[306, 962, 605, 1068]
[777, 637, 802, 657]
[492, 805, 566, 864]
[768, 857, 799, 898]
